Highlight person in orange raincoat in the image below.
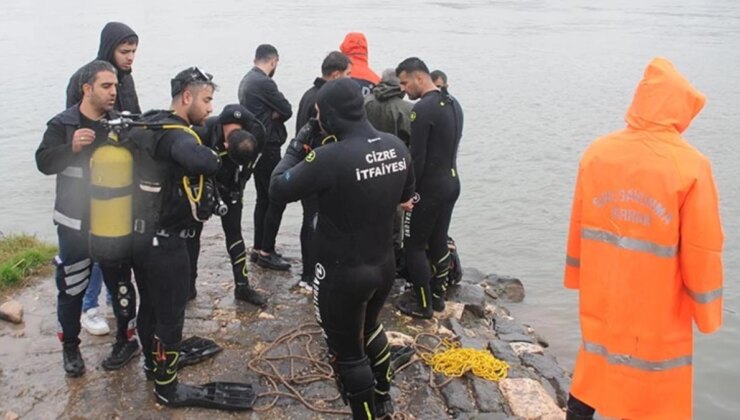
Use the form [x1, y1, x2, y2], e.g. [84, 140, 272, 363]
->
[340, 32, 380, 96]
[563, 57, 724, 420]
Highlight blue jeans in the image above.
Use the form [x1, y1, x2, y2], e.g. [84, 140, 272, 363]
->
[82, 263, 112, 312]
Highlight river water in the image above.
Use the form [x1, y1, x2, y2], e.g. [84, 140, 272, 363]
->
[1, 0, 737, 417]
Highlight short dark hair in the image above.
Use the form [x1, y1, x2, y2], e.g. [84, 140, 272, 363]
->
[227, 129, 259, 165]
[395, 57, 430, 77]
[171, 66, 217, 98]
[321, 51, 351, 77]
[79, 60, 117, 86]
[255, 44, 278, 61]
[431, 70, 447, 84]
[119, 34, 139, 46]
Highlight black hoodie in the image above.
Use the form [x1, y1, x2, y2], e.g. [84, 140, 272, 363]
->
[65, 22, 141, 114]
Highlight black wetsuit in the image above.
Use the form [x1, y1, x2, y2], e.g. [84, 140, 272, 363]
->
[270, 79, 414, 419]
[188, 112, 265, 295]
[295, 77, 326, 281]
[405, 89, 463, 308]
[129, 112, 220, 362]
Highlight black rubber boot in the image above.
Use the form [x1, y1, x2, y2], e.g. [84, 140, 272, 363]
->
[347, 385, 376, 420]
[153, 338, 204, 407]
[566, 394, 595, 420]
[102, 338, 140, 370]
[396, 287, 433, 319]
[431, 278, 446, 312]
[256, 252, 291, 271]
[234, 283, 267, 307]
[566, 409, 594, 420]
[364, 324, 393, 418]
[62, 343, 85, 377]
[375, 391, 393, 419]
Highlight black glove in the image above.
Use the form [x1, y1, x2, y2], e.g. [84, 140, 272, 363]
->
[286, 118, 321, 159]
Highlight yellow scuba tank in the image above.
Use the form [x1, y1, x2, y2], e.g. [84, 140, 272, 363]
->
[90, 131, 133, 263]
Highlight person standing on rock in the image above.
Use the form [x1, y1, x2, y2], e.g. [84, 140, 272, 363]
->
[563, 57, 724, 420]
[431, 69, 448, 91]
[128, 67, 255, 409]
[364, 68, 414, 275]
[188, 104, 268, 307]
[294, 51, 352, 289]
[36, 60, 125, 377]
[238, 44, 293, 271]
[394, 57, 464, 319]
[270, 78, 415, 419]
[65, 21, 142, 342]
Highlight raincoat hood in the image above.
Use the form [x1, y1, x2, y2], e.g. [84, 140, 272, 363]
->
[625, 57, 706, 134]
[372, 74, 404, 102]
[340, 32, 380, 84]
[97, 22, 138, 75]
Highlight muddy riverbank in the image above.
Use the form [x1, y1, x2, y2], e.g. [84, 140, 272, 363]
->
[0, 223, 570, 419]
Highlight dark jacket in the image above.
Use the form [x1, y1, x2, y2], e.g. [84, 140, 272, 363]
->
[195, 109, 266, 198]
[295, 77, 326, 132]
[237, 66, 292, 147]
[364, 81, 413, 145]
[36, 105, 116, 231]
[66, 22, 141, 114]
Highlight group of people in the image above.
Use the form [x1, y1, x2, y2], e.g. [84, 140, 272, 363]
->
[34, 20, 725, 420]
[36, 23, 464, 418]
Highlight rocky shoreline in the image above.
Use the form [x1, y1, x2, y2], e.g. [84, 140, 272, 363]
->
[0, 222, 570, 419]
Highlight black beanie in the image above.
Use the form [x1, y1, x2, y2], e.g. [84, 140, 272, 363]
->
[316, 78, 365, 126]
[217, 104, 251, 126]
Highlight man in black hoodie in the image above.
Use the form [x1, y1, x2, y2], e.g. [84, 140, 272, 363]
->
[293, 51, 351, 288]
[65, 21, 142, 367]
[66, 22, 141, 114]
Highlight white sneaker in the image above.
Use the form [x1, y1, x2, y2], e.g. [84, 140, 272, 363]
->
[81, 308, 110, 336]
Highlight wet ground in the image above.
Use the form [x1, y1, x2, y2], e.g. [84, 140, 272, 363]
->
[0, 223, 565, 419]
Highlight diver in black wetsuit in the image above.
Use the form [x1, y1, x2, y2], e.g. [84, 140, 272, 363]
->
[394, 57, 464, 319]
[270, 78, 415, 420]
[188, 104, 268, 307]
[294, 51, 352, 288]
[131, 67, 254, 410]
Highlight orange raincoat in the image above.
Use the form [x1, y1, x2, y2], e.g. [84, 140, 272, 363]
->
[340, 32, 380, 85]
[564, 57, 723, 419]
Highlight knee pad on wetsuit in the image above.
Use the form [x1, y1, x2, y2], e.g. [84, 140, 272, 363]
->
[331, 354, 376, 400]
[364, 324, 391, 392]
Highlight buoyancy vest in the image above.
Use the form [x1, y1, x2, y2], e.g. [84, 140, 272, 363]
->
[128, 111, 215, 233]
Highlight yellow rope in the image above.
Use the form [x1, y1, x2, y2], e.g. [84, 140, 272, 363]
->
[419, 339, 508, 381]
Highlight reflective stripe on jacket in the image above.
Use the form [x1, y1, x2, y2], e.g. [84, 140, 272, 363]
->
[564, 57, 723, 419]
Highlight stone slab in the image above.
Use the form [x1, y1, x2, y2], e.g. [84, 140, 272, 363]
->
[498, 378, 563, 419]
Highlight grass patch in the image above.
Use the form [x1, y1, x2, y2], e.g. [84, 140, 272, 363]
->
[0, 233, 57, 290]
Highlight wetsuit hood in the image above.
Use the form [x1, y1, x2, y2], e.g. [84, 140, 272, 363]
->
[316, 78, 366, 137]
[625, 57, 705, 134]
[340, 32, 380, 84]
[97, 22, 138, 76]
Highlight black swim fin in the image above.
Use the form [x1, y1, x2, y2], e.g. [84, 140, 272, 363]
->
[179, 336, 223, 367]
[156, 381, 257, 411]
[389, 345, 415, 375]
